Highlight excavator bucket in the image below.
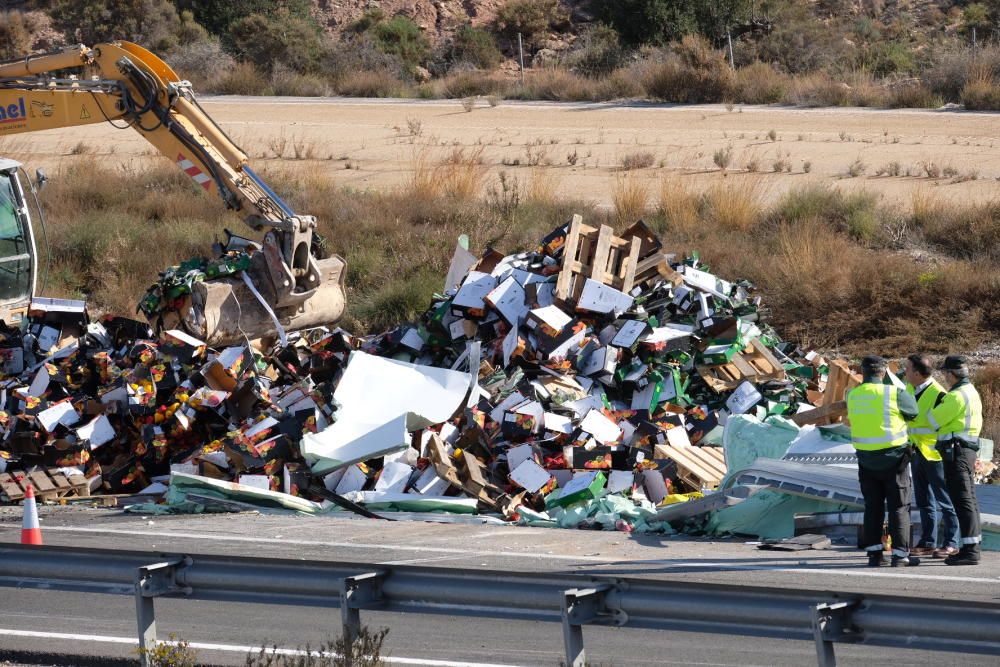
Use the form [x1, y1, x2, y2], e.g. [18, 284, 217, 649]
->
[175, 255, 347, 347]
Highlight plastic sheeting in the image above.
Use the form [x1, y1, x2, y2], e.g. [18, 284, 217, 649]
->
[707, 489, 852, 540]
[721, 415, 799, 476]
[517, 490, 675, 533]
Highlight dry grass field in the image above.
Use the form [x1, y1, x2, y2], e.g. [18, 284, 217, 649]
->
[2, 98, 997, 439]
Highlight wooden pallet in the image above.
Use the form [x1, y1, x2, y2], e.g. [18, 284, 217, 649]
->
[697, 338, 787, 393]
[794, 360, 861, 426]
[0, 467, 89, 502]
[654, 444, 727, 491]
[555, 215, 641, 304]
[632, 253, 683, 288]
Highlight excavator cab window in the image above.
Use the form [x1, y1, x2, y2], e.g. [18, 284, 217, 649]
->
[0, 169, 33, 305]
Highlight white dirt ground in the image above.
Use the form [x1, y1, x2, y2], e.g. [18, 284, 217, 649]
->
[4, 97, 1000, 208]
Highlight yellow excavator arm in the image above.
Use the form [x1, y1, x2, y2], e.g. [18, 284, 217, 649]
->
[0, 42, 345, 344]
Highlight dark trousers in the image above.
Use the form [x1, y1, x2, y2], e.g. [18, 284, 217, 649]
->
[911, 449, 960, 549]
[859, 452, 911, 555]
[942, 443, 982, 555]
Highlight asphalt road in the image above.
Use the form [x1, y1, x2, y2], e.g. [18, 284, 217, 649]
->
[0, 507, 997, 666]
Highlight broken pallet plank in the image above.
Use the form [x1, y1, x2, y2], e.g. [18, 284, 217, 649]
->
[791, 400, 848, 427]
[654, 444, 727, 490]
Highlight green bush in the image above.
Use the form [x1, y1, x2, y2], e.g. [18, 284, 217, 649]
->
[175, 0, 313, 40]
[230, 8, 329, 73]
[493, 0, 568, 46]
[642, 35, 734, 103]
[374, 16, 429, 67]
[47, 0, 208, 53]
[564, 24, 625, 77]
[595, 0, 698, 47]
[452, 24, 502, 69]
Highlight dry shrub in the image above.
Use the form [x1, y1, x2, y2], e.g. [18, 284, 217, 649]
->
[436, 69, 507, 98]
[405, 147, 487, 203]
[770, 218, 858, 312]
[165, 39, 236, 92]
[269, 66, 330, 97]
[961, 76, 1000, 111]
[525, 167, 561, 205]
[406, 148, 442, 203]
[910, 193, 1000, 261]
[844, 71, 888, 107]
[0, 10, 43, 61]
[702, 176, 768, 231]
[593, 68, 644, 99]
[519, 68, 597, 102]
[786, 73, 851, 107]
[438, 147, 488, 200]
[337, 69, 407, 97]
[886, 82, 942, 109]
[924, 45, 1000, 101]
[612, 173, 651, 225]
[621, 151, 655, 171]
[734, 62, 789, 104]
[641, 37, 735, 103]
[212, 61, 270, 95]
[657, 175, 699, 236]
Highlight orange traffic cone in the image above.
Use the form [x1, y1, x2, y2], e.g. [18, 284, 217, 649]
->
[21, 484, 42, 545]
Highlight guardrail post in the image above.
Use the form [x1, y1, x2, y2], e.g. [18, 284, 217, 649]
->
[811, 599, 862, 667]
[340, 571, 385, 644]
[134, 557, 192, 667]
[561, 584, 626, 667]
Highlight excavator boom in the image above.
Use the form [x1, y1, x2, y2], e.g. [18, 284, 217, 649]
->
[0, 42, 345, 345]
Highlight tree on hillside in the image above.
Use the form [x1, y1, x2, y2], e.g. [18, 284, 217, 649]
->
[596, 0, 753, 48]
[173, 0, 312, 41]
[0, 10, 43, 60]
[43, 0, 208, 52]
[962, 3, 991, 46]
[229, 7, 328, 73]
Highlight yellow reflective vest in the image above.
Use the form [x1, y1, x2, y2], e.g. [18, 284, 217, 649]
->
[847, 382, 908, 451]
[929, 380, 983, 446]
[906, 379, 946, 461]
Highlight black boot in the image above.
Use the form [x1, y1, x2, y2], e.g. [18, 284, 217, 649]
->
[945, 547, 981, 566]
[891, 555, 920, 567]
[867, 552, 885, 567]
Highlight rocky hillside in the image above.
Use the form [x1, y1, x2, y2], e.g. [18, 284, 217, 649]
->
[310, 0, 591, 43]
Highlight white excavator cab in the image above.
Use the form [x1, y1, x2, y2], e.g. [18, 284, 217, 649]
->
[0, 159, 37, 327]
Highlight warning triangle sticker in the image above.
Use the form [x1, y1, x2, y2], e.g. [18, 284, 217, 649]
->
[80, 106, 91, 120]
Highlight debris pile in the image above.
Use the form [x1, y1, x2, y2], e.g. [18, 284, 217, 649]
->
[5, 215, 990, 538]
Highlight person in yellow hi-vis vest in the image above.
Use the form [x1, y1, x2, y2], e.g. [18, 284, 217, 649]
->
[847, 355, 919, 567]
[928, 356, 984, 566]
[904, 354, 960, 559]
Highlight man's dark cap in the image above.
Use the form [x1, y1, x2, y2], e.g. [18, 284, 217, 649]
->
[861, 355, 887, 373]
[939, 355, 969, 373]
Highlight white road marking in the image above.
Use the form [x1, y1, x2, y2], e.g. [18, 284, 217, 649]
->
[9, 525, 997, 584]
[0, 628, 522, 667]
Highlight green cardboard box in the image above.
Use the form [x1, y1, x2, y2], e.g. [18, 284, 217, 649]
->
[545, 471, 606, 509]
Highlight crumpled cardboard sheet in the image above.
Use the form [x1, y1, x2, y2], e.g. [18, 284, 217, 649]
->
[301, 351, 472, 474]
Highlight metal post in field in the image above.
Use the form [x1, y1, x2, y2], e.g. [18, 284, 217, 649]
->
[517, 32, 525, 86]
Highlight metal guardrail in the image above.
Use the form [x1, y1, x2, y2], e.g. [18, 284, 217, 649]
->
[0, 544, 998, 667]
